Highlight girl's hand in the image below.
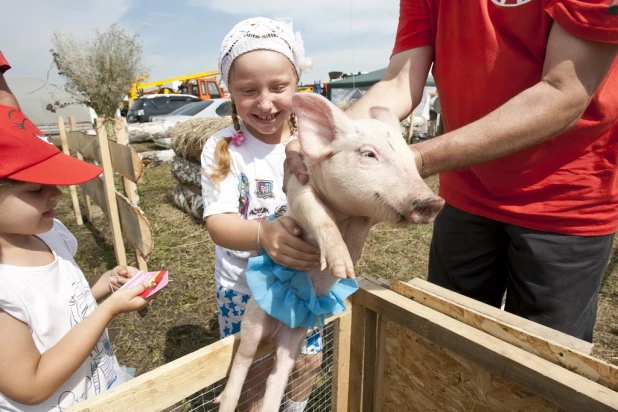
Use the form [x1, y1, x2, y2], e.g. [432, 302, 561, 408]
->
[259, 217, 320, 271]
[103, 283, 150, 316]
[107, 265, 140, 292]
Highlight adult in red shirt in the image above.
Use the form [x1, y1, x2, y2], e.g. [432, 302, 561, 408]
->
[288, 1, 618, 341]
[0, 52, 18, 108]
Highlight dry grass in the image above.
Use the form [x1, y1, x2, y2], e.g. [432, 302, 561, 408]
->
[55, 163, 618, 378]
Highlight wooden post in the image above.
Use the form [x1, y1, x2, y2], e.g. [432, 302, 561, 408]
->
[69, 116, 92, 221]
[332, 311, 352, 411]
[57, 116, 83, 225]
[362, 309, 378, 411]
[348, 302, 366, 411]
[115, 118, 147, 271]
[95, 118, 127, 266]
[373, 316, 388, 412]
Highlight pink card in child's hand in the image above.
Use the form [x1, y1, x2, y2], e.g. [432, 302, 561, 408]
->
[120, 270, 169, 298]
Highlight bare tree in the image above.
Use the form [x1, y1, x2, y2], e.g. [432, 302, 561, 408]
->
[51, 24, 147, 124]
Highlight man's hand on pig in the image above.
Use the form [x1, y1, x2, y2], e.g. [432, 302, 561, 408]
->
[259, 217, 320, 271]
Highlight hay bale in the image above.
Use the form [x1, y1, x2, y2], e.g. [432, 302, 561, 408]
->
[171, 156, 201, 188]
[170, 117, 233, 162]
[172, 184, 204, 220]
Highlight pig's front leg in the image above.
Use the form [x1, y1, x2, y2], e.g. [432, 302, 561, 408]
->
[286, 176, 354, 279]
[342, 216, 373, 264]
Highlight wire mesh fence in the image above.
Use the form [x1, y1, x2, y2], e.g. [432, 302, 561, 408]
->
[166, 321, 335, 412]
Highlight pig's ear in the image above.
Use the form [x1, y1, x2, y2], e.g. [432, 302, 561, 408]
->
[292, 93, 353, 161]
[369, 106, 402, 133]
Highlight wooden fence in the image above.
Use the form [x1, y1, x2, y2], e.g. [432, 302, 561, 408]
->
[57, 116, 153, 271]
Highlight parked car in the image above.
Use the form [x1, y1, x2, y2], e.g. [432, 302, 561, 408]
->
[127, 94, 201, 123]
[150, 98, 233, 125]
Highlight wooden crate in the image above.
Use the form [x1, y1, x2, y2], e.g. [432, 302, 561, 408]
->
[67, 276, 618, 412]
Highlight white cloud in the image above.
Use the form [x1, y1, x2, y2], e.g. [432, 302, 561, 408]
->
[189, 0, 399, 36]
[305, 46, 393, 85]
[0, 0, 134, 80]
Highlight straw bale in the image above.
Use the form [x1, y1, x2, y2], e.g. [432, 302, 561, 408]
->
[170, 156, 201, 188]
[380, 321, 564, 412]
[170, 117, 233, 162]
[172, 184, 204, 220]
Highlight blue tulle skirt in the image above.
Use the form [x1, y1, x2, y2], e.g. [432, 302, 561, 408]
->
[246, 254, 359, 329]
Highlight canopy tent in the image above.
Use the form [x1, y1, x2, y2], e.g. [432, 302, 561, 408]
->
[327, 68, 435, 100]
[327, 68, 437, 132]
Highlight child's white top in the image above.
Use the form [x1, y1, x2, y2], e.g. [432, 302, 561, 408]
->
[201, 122, 291, 295]
[0, 220, 124, 412]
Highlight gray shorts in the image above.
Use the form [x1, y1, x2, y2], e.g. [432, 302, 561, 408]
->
[428, 203, 614, 342]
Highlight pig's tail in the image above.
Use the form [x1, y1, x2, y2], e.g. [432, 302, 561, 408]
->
[210, 101, 241, 185]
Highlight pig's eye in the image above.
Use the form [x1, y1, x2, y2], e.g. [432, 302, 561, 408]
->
[361, 151, 377, 159]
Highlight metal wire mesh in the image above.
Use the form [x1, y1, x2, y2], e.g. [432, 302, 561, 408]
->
[166, 322, 335, 412]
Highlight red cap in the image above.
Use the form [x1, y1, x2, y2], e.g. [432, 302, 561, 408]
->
[0, 105, 102, 185]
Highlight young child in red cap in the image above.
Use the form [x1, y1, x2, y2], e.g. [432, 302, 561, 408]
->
[0, 105, 152, 411]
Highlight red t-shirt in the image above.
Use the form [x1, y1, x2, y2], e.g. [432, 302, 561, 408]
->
[0, 52, 10, 74]
[394, 0, 618, 236]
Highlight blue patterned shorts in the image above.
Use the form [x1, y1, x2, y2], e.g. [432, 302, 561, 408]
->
[215, 282, 323, 354]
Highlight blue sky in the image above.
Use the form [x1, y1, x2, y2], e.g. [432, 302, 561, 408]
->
[1, 0, 400, 88]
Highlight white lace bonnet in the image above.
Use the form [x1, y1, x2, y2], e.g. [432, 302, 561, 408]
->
[218, 17, 312, 88]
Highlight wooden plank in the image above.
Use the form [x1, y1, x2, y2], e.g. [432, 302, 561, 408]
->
[116, 192, 153, 260]
[109, 140, 143, 183]
[348, 303, 366, 412]
[95, 118, 127, 266]
[409, 278, 593, 354]
[66, 130, 100, 162]
[332, 310, 352, 412]
[81, 177, 109, 217]
[57, 116, 83, 226]
[373, 316, 388, 412]
[362, 309, 377, 411]
[69, 117, 92, 221]
[356, 277, 618, 412]
[391, 279, 618, 392]
[115, 120, 148, 270]
[66, 311, 349, 412]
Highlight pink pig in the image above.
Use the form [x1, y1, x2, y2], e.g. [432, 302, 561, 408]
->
[216, 93, 444, 411]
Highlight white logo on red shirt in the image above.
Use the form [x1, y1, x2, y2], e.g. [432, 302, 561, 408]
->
[491, 0, 532, 6]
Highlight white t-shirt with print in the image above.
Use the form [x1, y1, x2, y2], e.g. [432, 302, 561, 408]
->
[0, 220, 124, 412]
[201, 122, 291, 295]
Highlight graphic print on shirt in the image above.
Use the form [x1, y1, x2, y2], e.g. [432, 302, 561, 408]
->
[89, 335, 118, 392]
[238, 174, 251, 218]
[68, 281, 96, 328]
[249, 207, 270, 218]
[255, 179, 275, 199]
[490, 0, 532, 6]
[274, 205, 287, 218]
[57, 377, 93, 410]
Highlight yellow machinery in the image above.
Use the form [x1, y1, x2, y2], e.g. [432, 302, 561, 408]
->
[128, 70, 223, 103]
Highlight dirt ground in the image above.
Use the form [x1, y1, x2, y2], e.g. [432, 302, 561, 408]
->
[55, 162, 618, 377]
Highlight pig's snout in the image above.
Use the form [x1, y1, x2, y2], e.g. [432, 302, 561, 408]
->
[410, 196, 445, 224]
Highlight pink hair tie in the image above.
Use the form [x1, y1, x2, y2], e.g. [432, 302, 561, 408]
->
[231, 130, 245, 147]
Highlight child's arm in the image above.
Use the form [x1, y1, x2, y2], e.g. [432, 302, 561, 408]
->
[0, 284, 149, 405]
[206, 213, 319, 271]
[89, 265, 140, 302]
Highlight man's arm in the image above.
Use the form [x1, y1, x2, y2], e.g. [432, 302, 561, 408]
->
[414, 22, 618, 178]
[0, 73, 19, 108]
